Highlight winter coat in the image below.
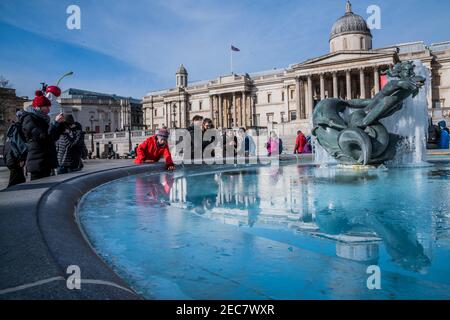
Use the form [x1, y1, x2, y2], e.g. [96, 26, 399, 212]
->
[134, 135, 174, 168]
[21, 109, 64, 173]
[294, 133, 307, 154]
[266, 137, 282, 156]
[56, 123, 85, 168]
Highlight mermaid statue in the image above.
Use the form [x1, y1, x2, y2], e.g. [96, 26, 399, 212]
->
[312, 61, 426, 166]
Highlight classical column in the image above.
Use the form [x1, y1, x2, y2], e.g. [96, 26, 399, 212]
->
[233, 93, 237, 128]
[165, 102, 169, 127]
[209, 95, 214, 120]
[295, 77, 301, 120]
[359, 68, 366, 99]
[332, 72, 338, 98]
[319, 73, 325, 101]
[346, 70, 352, 100]
[241, 91, 247, 127]
[250, 95, 255, 126]
[307, 75, 313, 118]
[374, 66, 380, 94]
[218, 94, 223, 128]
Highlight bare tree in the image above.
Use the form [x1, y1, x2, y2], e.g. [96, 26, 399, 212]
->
[0, 75, 12, 88]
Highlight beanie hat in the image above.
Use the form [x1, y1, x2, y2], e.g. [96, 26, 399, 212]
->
[46, 85, 61, 97]
[32, 90, 51, 108]
[65, 114, 75, 125]
[156, 128, 170, 139]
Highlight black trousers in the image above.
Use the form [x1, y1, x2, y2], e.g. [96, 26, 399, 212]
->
[7, 166, 26, 188]
[30, 169, 52, 181]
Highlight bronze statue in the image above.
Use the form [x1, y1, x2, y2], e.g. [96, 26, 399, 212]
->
[312, 61, 426, 166]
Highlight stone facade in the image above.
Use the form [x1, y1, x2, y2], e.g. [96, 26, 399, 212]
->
[59, 88, 144, 133]
[143, 2, 450, 134]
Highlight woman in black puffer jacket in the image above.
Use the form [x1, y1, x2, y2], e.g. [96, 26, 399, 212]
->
[21, 91, 65, 181]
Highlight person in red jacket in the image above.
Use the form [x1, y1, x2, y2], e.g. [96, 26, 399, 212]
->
[294, 130, 307, 154]
[134, 128, 176, 171]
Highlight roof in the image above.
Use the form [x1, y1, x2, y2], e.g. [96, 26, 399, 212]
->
[330, 1, 372, 40]
[61, 88, 141, 104]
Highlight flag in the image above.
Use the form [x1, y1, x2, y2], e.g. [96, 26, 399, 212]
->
[231, 45, 240, 52]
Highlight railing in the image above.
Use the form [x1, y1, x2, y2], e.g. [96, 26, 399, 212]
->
[85, 130, 155, 141]
[431, 108, 450, 119]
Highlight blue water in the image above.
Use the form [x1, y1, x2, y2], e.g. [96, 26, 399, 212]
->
[78, 162, 450, 300]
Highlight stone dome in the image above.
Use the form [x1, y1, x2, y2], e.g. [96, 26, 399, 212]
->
[330, 2, 372, 41]
[176, 64, 188, 74]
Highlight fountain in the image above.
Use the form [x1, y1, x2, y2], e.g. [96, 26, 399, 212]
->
[312, 60, 428, 167]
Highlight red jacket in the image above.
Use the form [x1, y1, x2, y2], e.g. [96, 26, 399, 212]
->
[294, 133, 307, 154]
[134, 135, 174, 168]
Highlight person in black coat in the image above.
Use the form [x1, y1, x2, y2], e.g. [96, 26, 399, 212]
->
[21, 90, 65, 181]
[187, 115, 204, 163]
[56, 115, 85, 174]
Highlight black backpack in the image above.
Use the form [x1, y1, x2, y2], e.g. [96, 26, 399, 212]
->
[4, 121, 28, 163]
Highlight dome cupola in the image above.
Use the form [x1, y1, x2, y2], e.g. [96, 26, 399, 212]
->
[329, 1, 373, 52]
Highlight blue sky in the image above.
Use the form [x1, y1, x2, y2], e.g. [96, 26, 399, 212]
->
[0, 0, 449, 99]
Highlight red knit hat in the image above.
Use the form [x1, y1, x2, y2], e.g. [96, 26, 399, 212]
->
[32, 90, 51, 108]
[46, 85, 61, 97]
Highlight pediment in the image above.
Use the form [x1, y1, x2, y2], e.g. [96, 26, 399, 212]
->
[292, 50, 397, 69]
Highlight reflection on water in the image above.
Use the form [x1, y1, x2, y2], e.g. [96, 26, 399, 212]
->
[164, 165, 449, 273]
[79, 162, 450, 299]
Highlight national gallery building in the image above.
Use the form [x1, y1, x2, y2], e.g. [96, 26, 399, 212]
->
[143, 1, 450, 133]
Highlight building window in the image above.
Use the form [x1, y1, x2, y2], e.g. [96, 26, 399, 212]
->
[289, 111, 297, 121]
[360, 37, 365, 50]
[267, 113, 274, 123]
[290, 90, 294, 100]
[154, 109, 157, 116]
[199, 101, 202, 110]
[281, 92, 285, 102]
[280, 112, 286, 123]
[267, 93, 272, 103]
[255, 114, 260, 127]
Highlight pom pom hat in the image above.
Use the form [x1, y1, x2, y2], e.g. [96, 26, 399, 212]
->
[32, 90, 51, 108]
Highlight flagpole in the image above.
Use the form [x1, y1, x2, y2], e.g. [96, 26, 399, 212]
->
[231, 46, 233, 75]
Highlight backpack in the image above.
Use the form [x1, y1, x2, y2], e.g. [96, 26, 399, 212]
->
[4, 122, 28, 162]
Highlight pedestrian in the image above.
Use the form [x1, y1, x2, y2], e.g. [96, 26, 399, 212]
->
[202, 118, 217, 159]
[294, 130, 307, 154]
[222, 129, 238, 158]
[187, 115, 204, 161]
[56, 115, 85, 174]
[266, 131, 283, 156]
[134, 128, 176, 171]
[3, 111, 27, 187]
[237, 127, 256, 157]
[438, 120, 450, 149]
[21, 90, 65, 181]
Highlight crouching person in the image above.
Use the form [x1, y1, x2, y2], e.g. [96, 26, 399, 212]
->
[134, 128, 176, 171]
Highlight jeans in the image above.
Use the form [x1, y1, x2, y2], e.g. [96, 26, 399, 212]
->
[57, 166, 81, 175]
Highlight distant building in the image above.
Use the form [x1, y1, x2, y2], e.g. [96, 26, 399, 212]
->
[0, 87, 27, 148]
[59, 88, 143, 133]
[143, 1, 450, 133]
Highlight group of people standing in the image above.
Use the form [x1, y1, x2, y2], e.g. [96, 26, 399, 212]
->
[3, 86, 87, 188]
[133, 115, 313, 170]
